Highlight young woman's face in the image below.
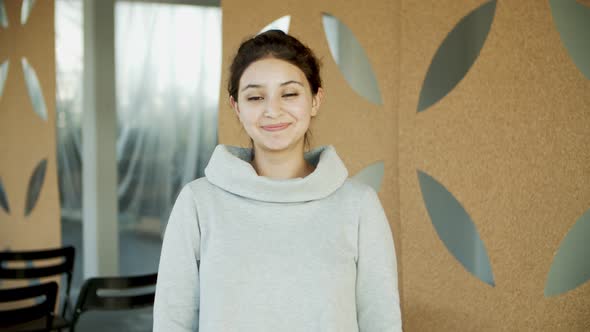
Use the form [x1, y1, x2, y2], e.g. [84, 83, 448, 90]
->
[231, 57, 323, 154]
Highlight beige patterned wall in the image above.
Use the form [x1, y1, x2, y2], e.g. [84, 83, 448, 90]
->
[400, 0, 589, 330]
[221, 0, 590, 330]
[0, 0, 60, 255]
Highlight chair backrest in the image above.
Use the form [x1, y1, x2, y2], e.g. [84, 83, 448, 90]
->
[0, 246, 75, 279]
[0, 281, 58, 331]
[70, 272, 157, 331]
[0, 246, 75, 316]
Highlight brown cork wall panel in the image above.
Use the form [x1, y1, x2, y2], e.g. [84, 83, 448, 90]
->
[0, 1, 60, 253]
[400, 0, 590, 331]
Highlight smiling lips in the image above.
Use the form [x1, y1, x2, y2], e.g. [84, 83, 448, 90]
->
[261, 123, 291, 131]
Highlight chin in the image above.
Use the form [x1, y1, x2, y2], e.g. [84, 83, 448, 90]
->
[255, 139, 303, 153]
[260, 143, 291, 152]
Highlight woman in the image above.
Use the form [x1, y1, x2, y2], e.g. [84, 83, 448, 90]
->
[154, 30, 402, 331]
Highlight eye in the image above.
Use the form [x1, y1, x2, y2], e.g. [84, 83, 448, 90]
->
[247, 96, 263, 101]
[282, 93, 299, 98]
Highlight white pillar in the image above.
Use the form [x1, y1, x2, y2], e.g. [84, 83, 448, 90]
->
[82, 0, 119, 277]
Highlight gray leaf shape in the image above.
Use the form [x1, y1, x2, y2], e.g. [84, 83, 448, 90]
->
[322, 13, 383, 105]
[20, 0, 35, 25]
[548, 0, 590, 80]
[0, 0, 8, 28]
[417, 0, 496, 112]
[352, 161, 384, 192]
[0, 60, 8, 99]
[0, 176, 10, 214]
[25, 159, 47, 217]
[417, 170, 495, 286]
[259, 15, 290, 34]
[545, 208, 590, 297]
[21, 57, 48, 121]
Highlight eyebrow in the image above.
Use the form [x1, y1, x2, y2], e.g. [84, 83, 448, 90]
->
[240, 80, 304, 92]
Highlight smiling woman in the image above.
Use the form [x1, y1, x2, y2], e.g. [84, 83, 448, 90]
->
[153, 30, 402, 332]
[231, 57, 322, 177]
[229, 30, 323, 154]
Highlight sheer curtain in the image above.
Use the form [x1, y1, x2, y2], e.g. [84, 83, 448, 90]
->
[56, 0, 221, 233]
[115, 2, 221, 231]
[56, 0, 84, 222]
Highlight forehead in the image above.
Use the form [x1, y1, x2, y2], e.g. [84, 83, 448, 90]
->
[240, 58, 307, 86]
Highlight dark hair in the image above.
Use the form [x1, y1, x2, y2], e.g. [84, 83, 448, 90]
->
[228, 30, 322, 151]
[228, 30, 322, 100]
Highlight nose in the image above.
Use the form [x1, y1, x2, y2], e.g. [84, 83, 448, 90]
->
[264, 96, 282, 118]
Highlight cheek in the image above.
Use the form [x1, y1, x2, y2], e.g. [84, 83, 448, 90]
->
[238, 107, 260, 125]
[241, 116, 259, 131]
[294, 108, 313, 122]
[286, 100, 313, 119]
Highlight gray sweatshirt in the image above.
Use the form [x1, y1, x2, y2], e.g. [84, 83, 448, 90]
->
[153, 144, 402, 332]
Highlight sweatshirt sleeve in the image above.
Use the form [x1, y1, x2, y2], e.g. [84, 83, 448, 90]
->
[356, 186, 402, 332]
[154, 185, 201, 332]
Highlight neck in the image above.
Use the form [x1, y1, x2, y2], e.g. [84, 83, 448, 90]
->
[251, 144, 314, 179]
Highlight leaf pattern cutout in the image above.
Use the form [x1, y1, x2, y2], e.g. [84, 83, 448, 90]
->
[21, 57, 48, 121]
[25, 158, 47, 217]
[352, 161, 384, 192]
[259, 15, 290, 34]
[0, 176, 10, 214]
[417, 170, 495, 286]
[0, 60, 8, 100]
[417, 0, 496, 112]
[0, 0, 8, 28]
[322, 13, 383, 105]
[545, 208, 590, 296]
[20, 0, 35, 25]
[548, 0, 590, 80]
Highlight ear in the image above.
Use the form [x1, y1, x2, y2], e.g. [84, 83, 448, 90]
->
[230, 95, 240, 117]
[311, 87, 324, 117]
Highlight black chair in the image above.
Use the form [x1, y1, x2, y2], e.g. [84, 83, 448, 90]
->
[0, 281, 58, 332]
[70, 272, 158, 332]
[0, 246, 75, 330]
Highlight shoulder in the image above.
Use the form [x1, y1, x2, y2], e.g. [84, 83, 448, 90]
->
[340, 178, 386, 217]
[168, 178, 216, 210]
[340, 177, 375, 198]
[327, 178, 380, 213]
[183, 177, 216, 195]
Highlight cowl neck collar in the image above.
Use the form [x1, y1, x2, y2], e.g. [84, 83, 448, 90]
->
[204, 145, 348, 203]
